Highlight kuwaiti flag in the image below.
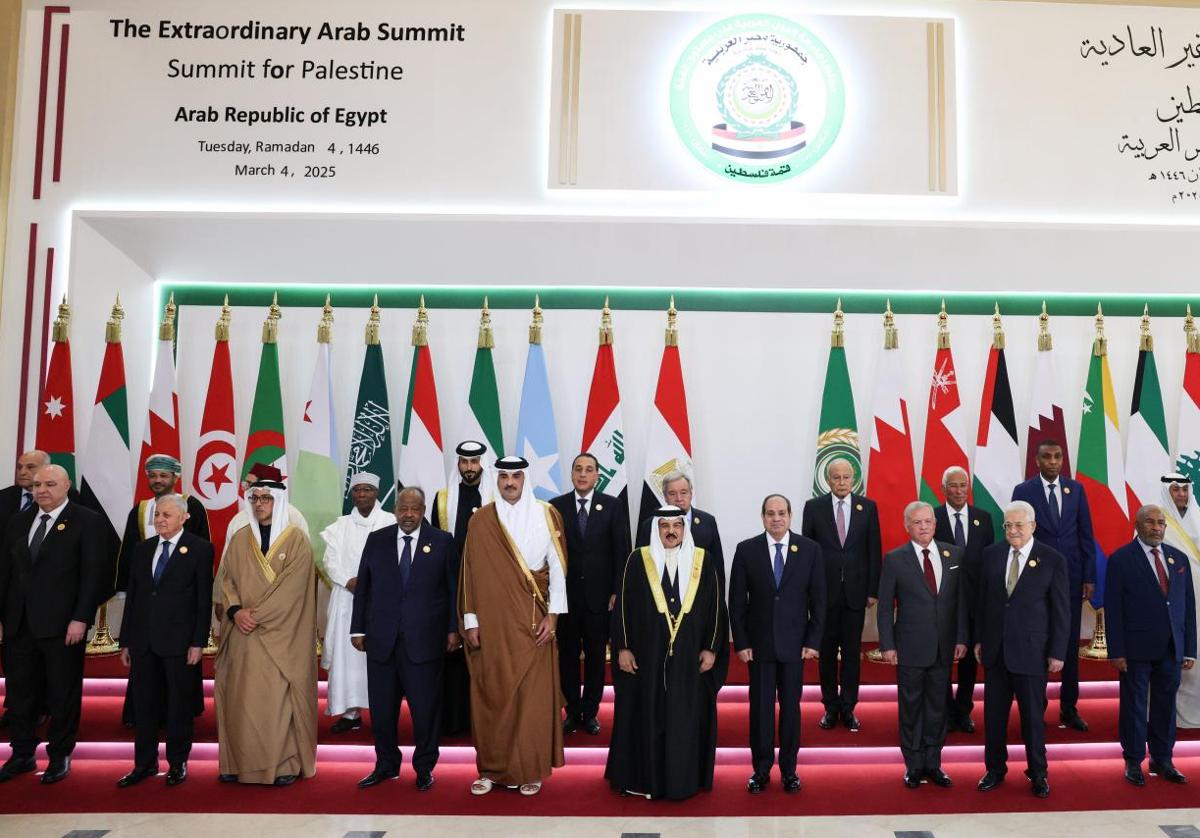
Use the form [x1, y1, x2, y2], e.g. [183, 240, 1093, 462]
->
[292, 339, 342, 573]
[191, 314, 240, 563]
[640, 327, 692, 524]
[399, 302, 446, 520]
[1026, 318, 1072, 479]
[1124, 317, 1171, 517]
[79, 306, 132, 553]
[137, 334, 182, 501]
[514, 309, 563, 503]
[581, 303, 627, 501]
[972, 330, 1021, 542]
[919, 324, 970, 506]
[1175, 320, 1200, 482]
[867, 313, 917, 553]
[36, 306, 76, 481]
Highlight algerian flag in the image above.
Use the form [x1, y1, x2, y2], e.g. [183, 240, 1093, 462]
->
[972, 310, 1020, 542]
[1124, 308, 1171, 516]
[582, 301, 627, 500]
[79, 300, 131, 551]
[344, 303, 395, 511]
[813, 304, 861, 496]
[243, 299, 288, 479]
[514, 300, 563, 502]
[919, 306, 970, 506]
[399, 299, 446, 520]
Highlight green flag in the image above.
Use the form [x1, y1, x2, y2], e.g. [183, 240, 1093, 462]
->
[243, 340, 287, 479]
[345, 341, 395, 511]
[466, 344, 505, 458]
[813, 316, 861, 495]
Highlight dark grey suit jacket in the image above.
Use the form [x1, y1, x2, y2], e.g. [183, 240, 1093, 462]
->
[876, 540, 968, 668]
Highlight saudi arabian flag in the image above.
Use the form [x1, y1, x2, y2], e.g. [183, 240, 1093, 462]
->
[344, 341, 396, 511]
[813, 332, 861, 496]
[1124, 322, 1171, 517]
[973, 337, 1020, 541]
[243, 340, 287, 479]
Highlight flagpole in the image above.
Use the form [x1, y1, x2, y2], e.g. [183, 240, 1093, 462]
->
[87, 297, 123, 657]
[1081, 304, 1110, 661]
[201, 298, 234, 657]
[866, 301, 898, 666]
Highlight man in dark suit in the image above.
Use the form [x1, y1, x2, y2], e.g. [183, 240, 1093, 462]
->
[0, 465, 110, 784]
[1105, 504, 1197, 786]
[801, 458, 882, 731]
[1011, 439, 1096, 731]
[878, 501, 967, 789]
[116, 495, 213, 788]
[351, 486, 460, 791]
[636, 471, 724, 585]
[550, 453, 630, 736]
[933, 465, 994, 733]
[730, 493, 824, 794]
[976, 500, 1070, 799]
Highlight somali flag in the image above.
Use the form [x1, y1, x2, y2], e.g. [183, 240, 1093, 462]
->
[514, 342, 563, 501]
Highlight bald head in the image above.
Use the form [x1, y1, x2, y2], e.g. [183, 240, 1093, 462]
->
[32, 464, 70, 512]
[15, 450, 50, 488]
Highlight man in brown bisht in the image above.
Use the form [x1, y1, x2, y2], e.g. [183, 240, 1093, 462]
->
[214, 466, 317, 786]
[459, 455, 568, 796]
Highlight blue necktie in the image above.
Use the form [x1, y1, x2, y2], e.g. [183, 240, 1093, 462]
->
[1048, 483, 1061, 530]
[773, 542, 784, 587]
[577, 498, 589, 538]
[153, 541, 171, 584]
[954, 512, 966, 547]
[399, 535, 413, 589]
[19, 491, 32, 511]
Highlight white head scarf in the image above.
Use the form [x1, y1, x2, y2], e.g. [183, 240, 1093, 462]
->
[495, 463, 551, 568]
[246, 483, 290, 552]
[648, 506, 697, 601]
[1161, 476, 1200, 559]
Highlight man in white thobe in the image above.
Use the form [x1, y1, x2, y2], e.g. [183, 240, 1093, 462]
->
[1160, 473, 1200, 727]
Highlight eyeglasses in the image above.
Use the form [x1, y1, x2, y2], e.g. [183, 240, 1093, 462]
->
[1002, 521, 1032, 531]
[248, 496, 275, 505]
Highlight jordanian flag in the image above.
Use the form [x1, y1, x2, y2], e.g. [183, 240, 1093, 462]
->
[293, 335, 342, 573]
[919, 317, 970, 506]
[1125, 314, 1171, 517]
[399, 300, 445, 520]
[345, 340, 395, 511]
[79, 302, 130, 551]
[640, 301, 692, 524]
[866, 309, 916, 552]
[973, 323, 1020, 542]
[36, 301, 76, 480]
[582, 303, 627, 501]
[813, 307, 861, 496]
[462, 301, 505, 463]
[192, 309, 239, 563]
[243, 306, 287, 479]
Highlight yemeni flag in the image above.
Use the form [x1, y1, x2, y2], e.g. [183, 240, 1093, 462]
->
[345, 307, 395, 511]
[191, 306, 240, 563]
[1175, 313, 1200, 484]
[1026, 306, 1072, 478]
[36, 300, 76, 480]
[640, 300, 692, 524]
[293, 317, 343, 574]
[514, 301, 563, 502]
[462, 301, 505, 462]
[242, 303, 287, 480]
[79, 301, 132, 554]
[399, 299, 446, 520]
[136, 301, 182, 501]
[813, 305, 861, 496]
[866, 308, 917, 553]
[1125, 312, 1171, 517]
[582, 302, 628, 501]
[1076, 311, 1130, 606]
[918, 311, 970, 506]
[972, 316, 1021, 542]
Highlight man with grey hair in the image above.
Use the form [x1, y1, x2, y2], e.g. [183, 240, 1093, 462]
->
[932, 465, 994, 733]
[976, 500, 1069, 798]
[637, 471, 724, 586]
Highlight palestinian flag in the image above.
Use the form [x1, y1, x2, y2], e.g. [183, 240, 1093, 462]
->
[972, 311, 1020, 541]
[919, 307, 970, 506]
[581, 301, 627, 500]
[399, 298, 446, 520]
[243, 299, 287, 479]
[813, 303, 861, 496]
[36, 299, 76, 481]
[1124, 309, 1171, 516]
[866, 306, 916, 552]
[640, 300, 693, 524]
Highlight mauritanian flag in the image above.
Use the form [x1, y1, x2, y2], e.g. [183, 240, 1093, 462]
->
[79, 299, 132, 552]
[866, 305, 917, 552]
[1125, 309, 1171, 517]
[36, 298, 76, 481]
[191, 303, 239, 563]
[812, 303, 861, 497]
[581, 300, 628, 501]
[918, 306, 970, 506]
[399, 298, 446, 520]
[136, 298, 182, 501]
[514, 300, 563, 502]
[1175, 310, 1200, 484]
[243, 297, 288, 479]
[1026, 304, 1072, 478]
[462, 300, 505, 463]
[972, 310, 1021, 541]
[640, 299, 693, 524]
[344, 301, 395, 511]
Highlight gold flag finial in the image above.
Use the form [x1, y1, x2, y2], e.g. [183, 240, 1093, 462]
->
[316, 295, 333, 344]
[1037, 300, 1053, 351]
[831, 298, 845, 348]
[52, 295, 71, 342]
[936, 299, 950, 350]
[1139, 304, 1153, 352]
[1186, 304, 1199, 354]
[1093, 302, 1107, 357]
[159, 293, 177, 342]
[105, 294, 125, 343]
[214, 294, 232, 342]
[665, 295, 679, 347]
[528, 295, 544, 345]
[365, 294, 381, 345]
[412, 295, 429, 348]
[991, 302, 1005, 350]
[477, 297, 495, 349]
[599, 296, 614, 346]
[883, 300, 898, 350]
[261, 292, 281, 344]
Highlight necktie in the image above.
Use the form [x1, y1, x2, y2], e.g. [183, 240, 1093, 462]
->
[773, 542, 784, 587]
[922, 548, 937, 595]
[29, 513, 50, 562]
[577, 498, 588, 538]
[1006, 549, 1021, 596]
[20, 491, 32, 511]
[154, 541, 171, 584]
[259, 527, 271, 557]
[1152, 547, 1169, 597]
[836, 500, 847, 547]
[399, 535, 413, 589]
[954, 512, 966, 547]
[1047, 483, 1061, 530]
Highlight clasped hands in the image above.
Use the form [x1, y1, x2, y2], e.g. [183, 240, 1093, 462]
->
[619, 648, 716, 674]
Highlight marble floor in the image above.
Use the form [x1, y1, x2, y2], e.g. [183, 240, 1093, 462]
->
[3, 811, 1200, 838]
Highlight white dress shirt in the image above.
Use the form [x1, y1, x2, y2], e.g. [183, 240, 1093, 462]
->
[767, 532, 791, 564]
[153, 534, 179, 577]
[832, 494, 853, 529]
[28, 498, 68, 543]
[911, 540, 943, 590]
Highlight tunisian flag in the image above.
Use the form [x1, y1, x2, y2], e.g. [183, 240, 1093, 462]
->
[191, 316, 239, 563]
[866, 310, 917, 552]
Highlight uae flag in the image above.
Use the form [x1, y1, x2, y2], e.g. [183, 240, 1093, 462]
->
[812, 304, 861, 496]
[972, 313, 1021, 541]
[399, 299, 446, 520]
[866, 307, 917, 552]
[581, 301, 628, 501]
[242, 300, 288, 479]
[640, 300, 693, 524]
[36, 299, 76, 481]
[1124, 310, 1171, 516]
[344, 303, 395, 511]
[136, 299, 182, 501]
[191, 304, 240, 563]
[79, 300, 132, 555]
[514, 300, 563, 502]
[918, 308, 970, 506]
[462, 300, 505, 463]
[1175, 311, 1200, 483]
[1026, 304, 1072, 478]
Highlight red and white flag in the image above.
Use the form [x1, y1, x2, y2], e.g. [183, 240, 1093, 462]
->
[581, 303, 628, 503]
[639, 302, 692, 523]
[867, 309, 917, 552]
[1025, 308, 1072, 479]
[137, 310, 182, 502]
[191, 312, 239, 562]
[399, 301, 446, 521]
[919, 314, 970, 505]
[36, 305, 76, 480]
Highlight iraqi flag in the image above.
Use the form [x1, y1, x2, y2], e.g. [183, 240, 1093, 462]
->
[191, 314, 240, 563]
[919, 328, 970, 506]
[866, 313, 916, 552]
[137, 333, 182, 501]
[581, 303, 628, 503]
[1124, 316, 1171, 516]
[1026, 311, 1072, 478]
[399, 302, 446, 521]
[36, 307, 76, 481]
[972, 328, 1021, 542]
[640, 310, 692, 524]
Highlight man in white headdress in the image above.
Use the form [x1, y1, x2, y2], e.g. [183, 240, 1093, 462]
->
[1160, 473, 1200, 727]
[320, 473, 395, 733]
[458, 455, 567, 796]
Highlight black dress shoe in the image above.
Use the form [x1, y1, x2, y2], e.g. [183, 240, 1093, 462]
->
[903, 770, 922, 789]
[583, 717, 601, 736]
[746, 772, 768, 793]
[1031, 775, 1050, 798]
[218, 773, 239, 783]
[782, 774, 802, 793]
[40, 757, 70, 785]
[1124, 761, 1146, 786]
[416, 772, 435, 791]
[1150, 761, 1188, 784]
[0, 710, 8, 728]
[925, 768, 953, 787]
[977, 770, 1005, 791]
[117, 766, 157, 787]
[357, 767, 399, 789]
[273, 774, 298, 786]
[957, 716, 976, 734]
[843, 711, 861, 732]
[562, 715, 578, 735]
[330, 715, 362, 734]
[1059, 711, 1089, 732]
[166, 764, 188, 786]
[818, 710, 838, 730]
[0, 756, 37, 782]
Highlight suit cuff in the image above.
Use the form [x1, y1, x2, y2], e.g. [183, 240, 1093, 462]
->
[226, 605, 241, 621]
[1186, 657, 1197, 663]
[350, 633, 365, 639]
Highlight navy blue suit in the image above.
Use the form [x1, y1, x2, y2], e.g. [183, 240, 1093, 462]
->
[729, 531, 825, 777]
[1011, 475, 1096, 716]
[351, 522, 459, 775]
[1104, 538, 1197, 766]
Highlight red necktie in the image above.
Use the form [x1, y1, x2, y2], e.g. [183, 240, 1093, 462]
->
[922, 548, 937, 595]
[1152, 547, 1169, 597]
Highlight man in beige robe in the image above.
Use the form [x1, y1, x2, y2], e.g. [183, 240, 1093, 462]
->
[459, 455, 568, 796]
[215, 471, 317, 785]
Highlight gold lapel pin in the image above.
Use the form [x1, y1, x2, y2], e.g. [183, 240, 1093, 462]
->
[1029, 559, 1038, 568]
[1168, 556, 1176, 565]
[423, 544, 432, 553]
[1063, 487, 1072, 495]
[595, 503, 603, 511]
[56, 523, 66, 531]
[855, 504, 863, 511]
[790, 544, 798, 553]
[279, 552, 286, 560]
[694, 516, 701, 525]
[180, 546, 189, 554]
[471, 507, 478, 513]
[942, 550, 950, 557]
[973, 519, 980, 526]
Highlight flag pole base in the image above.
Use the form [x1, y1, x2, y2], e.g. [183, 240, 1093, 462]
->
[202, 628, 219, 656]
[1080, 605, 1108, 660]
[85, 601, 120, 656]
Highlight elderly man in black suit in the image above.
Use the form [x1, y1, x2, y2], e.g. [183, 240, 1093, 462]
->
[730, 493, 825, 794]
[878, 501, 967, 789]
[0, 465, 110, 784]
[117, 494, 213, 788]
[550, 453, 630, 736]
[975, 500, 1070, 799]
